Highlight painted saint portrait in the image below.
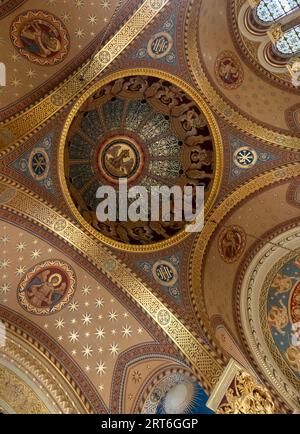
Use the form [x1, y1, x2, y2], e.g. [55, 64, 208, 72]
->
[218, 225, 246, 263]
[11, 10, 70, 65]
[215, 51, 244, 90]
[266, 257, 300, 378]
[17, 260, 76, 315]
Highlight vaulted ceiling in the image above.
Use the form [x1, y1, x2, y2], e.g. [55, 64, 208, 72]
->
[0, 0, 300, 414]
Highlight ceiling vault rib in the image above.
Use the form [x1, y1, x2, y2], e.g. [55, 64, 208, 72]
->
[0, 0, 170, 153]
[0, 175, 225, 393]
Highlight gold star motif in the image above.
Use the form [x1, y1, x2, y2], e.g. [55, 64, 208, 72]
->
[68, 301, 79, 312]
[122, 325, 132, 338]
[69, 330, 79, 343]
[96, 361, 106, 375]
[26, 69, 36, 79]
[88, 14, 98, 24]
[108, 310, 118, 321]
[0, 235, 9, 245]
[31, 249, 41, 259]
[100, 0, 110, 9]
[132, 370, 142, 384]
[82, 313, 93, 325]
[0, 259, 11, 270]
[81, 284, 92, 295]
[15, 266, 26, 277]
[95, 297, 104, 309]
[16, 242, 26, 252]
[82, 344, 93, 358]
[0, 283, 10, 294]
[75, 28, 85, 39]
[108, 342, 119, 357]
[10, 77, 21, 87]
[95, 327, 105, 340]
[55, 318, 65, 330]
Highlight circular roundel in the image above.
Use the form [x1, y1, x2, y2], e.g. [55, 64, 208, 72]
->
[17, 260, 76, 315]
[28, 147, 50, 181]
[147, 32, 173, 59]
[10, 10, 70, 66]
[233, 147, 258, 169]
[98, 135, 144, 184]
[60, 71, 223, 251]
[215, 51, 244, 90]
[152, 260, 178, 287]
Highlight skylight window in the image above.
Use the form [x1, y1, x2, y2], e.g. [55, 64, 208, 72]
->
[256, 0, 300, 23]
[276, 23, 300, 54]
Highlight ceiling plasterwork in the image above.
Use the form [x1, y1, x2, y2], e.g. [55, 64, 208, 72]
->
[0, 0, 125, 114]
[60, 69, 223, 251]
[0, 0, 170, 152]
[190, 163, 300, 379]
[0, 176, 225, 394]
[0, 0, 299, 414]
[185, 0, 300, 149]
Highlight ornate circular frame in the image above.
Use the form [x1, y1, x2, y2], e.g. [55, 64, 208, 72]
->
[58, 68, 224, 252]
[189, 162, 300, 409]
[185, 0, 300, 149]
[237, 226, 300, 409]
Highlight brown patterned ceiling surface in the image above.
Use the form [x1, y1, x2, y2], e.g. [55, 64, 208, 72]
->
[0, 0, 300, 415]
[0, 0, 125, 116]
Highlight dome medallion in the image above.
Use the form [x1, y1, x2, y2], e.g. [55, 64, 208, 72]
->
[97, 135, 144, 184]
[60, 72, 223, 251]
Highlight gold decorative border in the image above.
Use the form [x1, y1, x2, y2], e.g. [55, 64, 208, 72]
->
[0, 0, 170, 152]
[239, 238, 300, 409]
[58, 68, 224, 252]
[0, 176, 225, 392]
[260, 249, 300, 394]
[190, 162, 300, 351]
[0, 364, 48, 414]
[1, 316, 92, 413]
[1, 336, 82, 414]
[206, 359, 242, 412]
[185, 0, 300, 149]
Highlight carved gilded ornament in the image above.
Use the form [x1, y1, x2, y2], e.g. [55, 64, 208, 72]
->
[190, 163, 300, 407]
[0, 365, 48, 414]
[0, 318, 94, 413]
[207, 360, 275, 414]
[239, 234, 300, 410]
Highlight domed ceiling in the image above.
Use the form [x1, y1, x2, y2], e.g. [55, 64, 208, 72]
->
[0, 0, 127, 119]
[1, 0, 300, 415]
[61, 73, 222, 248]
[186, 0, 300, 145]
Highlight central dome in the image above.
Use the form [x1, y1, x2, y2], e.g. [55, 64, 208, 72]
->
[62, 73, 222, 249]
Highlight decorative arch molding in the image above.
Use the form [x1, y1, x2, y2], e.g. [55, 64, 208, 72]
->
[189, 162, 300, 411]
[0, 305, 107, 413]
[0, 0, 26, 19]
[236, 223, 300, 410]
[136, 366, 212, 414]
[186, 0, 300, 148]
[0, 364, 49, 414]
[0, 175, 226, 393]
[110, 348, 188, 413]
[237, 0, 300, 74]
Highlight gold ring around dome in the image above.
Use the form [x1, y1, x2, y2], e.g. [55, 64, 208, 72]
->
[58, 68, 224, 252]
